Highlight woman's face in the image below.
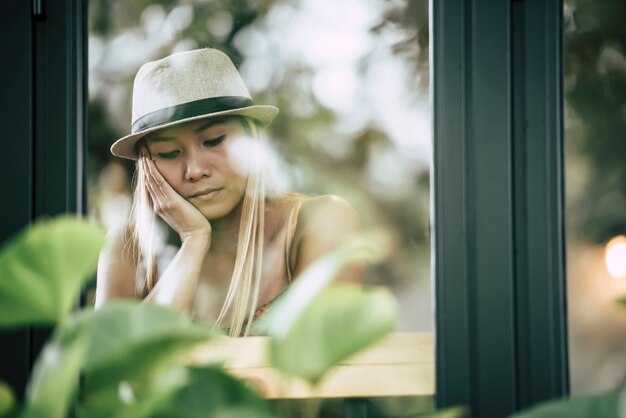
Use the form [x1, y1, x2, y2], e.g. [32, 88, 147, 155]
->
[143, 117, 251, 220]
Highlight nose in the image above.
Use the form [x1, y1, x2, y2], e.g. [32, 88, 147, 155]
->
[184, 151, 212, 182]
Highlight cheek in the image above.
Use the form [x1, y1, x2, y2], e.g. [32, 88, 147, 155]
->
[217, 159, 247, 200]
[152, 161, 183, 193]
[232, 174, 248, 195]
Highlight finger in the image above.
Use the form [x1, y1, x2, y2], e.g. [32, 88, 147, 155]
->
[142, 158, 166, 206]
[143, 157, 167, 201]
[143, 160, 169, 218]
[144, 157, 181, 201]
[143, 157, 165, 191]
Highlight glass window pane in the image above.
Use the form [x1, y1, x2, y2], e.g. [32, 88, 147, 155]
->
[87, 0, 434, 413]
[565, 0, 626, 395]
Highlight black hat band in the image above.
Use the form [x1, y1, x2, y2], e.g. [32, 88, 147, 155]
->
[131, 96, 254, 134]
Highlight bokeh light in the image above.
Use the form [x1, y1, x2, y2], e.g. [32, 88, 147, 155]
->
[605, 235, 626, 279]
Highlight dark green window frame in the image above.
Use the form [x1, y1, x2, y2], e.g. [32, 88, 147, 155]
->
[433, 0, 568, 415]
[0, 0, 87, 397]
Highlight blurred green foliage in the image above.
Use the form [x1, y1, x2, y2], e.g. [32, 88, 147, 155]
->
[0, 217, 105, 326]
[508, 392, 618, 418]
[565, 0, 626, 243]
[266, 284, 397, 384]
[0, 382, 15, 417]
[0, 216, 398, 418]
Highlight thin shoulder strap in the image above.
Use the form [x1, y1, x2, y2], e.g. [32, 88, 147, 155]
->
[285, 199, 304, 283]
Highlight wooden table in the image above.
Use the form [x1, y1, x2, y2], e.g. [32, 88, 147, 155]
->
[185, 332, 434, 400]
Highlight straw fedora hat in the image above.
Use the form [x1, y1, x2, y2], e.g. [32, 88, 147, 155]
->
[110, 48, 279, 160]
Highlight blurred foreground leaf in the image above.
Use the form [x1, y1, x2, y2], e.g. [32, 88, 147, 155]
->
[254, 229, 396, 384]
[508, 393, 617, 418]
[0, 217, 104, 326]
[21, 313, 92, 418]
[0, 380, 15, 417]
[255, 229, 392, 339]
[83, 301, 219, 390]
[207, 408, 274, 418]
[80, 365, 271, 418]
[413, 407, 469, 418]
[155, 365, 272, 418]
[78, 365, 188, 418]
[267, 284, 397, 385]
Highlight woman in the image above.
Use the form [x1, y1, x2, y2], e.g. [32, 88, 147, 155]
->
[95, 48, 361, 337]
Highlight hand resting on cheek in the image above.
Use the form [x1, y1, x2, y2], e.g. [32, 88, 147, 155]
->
[140, 149, 212, 243]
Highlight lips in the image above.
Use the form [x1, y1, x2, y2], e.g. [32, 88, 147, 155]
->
[188, 188, 222, 199]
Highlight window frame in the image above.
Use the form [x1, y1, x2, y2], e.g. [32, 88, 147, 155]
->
[432, 0, 569, 415]
[0, 0, 87, 396]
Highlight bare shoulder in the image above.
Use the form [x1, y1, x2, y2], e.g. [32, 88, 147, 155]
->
[290, 194, 363, 282]
[298, 194, 360, 232]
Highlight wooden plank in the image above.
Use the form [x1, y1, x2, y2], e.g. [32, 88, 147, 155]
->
[228, 363, 435, 399]
[185, 332, 434, 399]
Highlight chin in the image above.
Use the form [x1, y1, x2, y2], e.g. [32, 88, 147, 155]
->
[193, 204, 226, 220]
[201, 208, 231, 220]
[194, 198, 243, 221]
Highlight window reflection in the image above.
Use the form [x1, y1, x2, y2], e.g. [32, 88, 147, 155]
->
[564, 0, 626, 395]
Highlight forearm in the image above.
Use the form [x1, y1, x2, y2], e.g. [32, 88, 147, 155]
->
[145, 234, 210, 312]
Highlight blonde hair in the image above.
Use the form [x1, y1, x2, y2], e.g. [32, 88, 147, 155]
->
[127, 116, 266, 337]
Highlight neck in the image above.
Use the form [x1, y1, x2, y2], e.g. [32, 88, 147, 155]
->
[209, 199, 244, 254]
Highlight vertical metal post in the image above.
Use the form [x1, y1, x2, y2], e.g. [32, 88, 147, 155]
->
[0, 0, 87, 397]
[512, 0, 569, 407]
[433, 0, 568, 414]
[0, 0, 35, 399]
[432, 0, 517, 415]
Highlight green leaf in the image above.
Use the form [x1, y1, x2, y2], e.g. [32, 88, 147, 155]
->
[508, 393, 618, 418]
[79, 365, 271, 418]
[20, 312, 92, 418]
[413, 407, 469, 418]
[0, 380, 16, 417]
[0, 216, 105, 327]
[78, 365, 189, 418]
[77, 385, 130, 418]
[83, 301, 219, 390]
[154, 365, 271, 418]
[268, 284, 397, 384]
[207, 407, 274, 418]
[254, 229, 392, 339]
[252, 230, 396, 385]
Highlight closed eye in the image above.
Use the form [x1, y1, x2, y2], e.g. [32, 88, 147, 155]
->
[157, 150, 180, 160]
[203, 135, 226, 148]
